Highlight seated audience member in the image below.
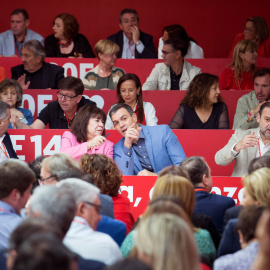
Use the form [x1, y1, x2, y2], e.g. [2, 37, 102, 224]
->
[169, 73, 229, 129]
[180, 156, 235, 233]
[110, 103, 186, 175]
[105, 73, 158, 129]
[28, 185, 105, 270]
[233, 68, 270, 130]
[58, 179, 123, 265]
[0, 9, 43, 57]
[107, 9, 156, 59]
[80, 154, 135, 233]
[83, 39, 125, 90]
[28, 155, 46, 192]
[215, 102, 270, 177]
[220, 39, 258, 90]
[0, 79, 33, 128]
[229, 16, 270, 58]
[218, 168, 270, 257]
[0, 67, 6, 82]
[11, 76, 96, 129]
[0, 161, 35, 249]
[60, 105, 113, 161]
[135, 214, 200, 270]
[0, 101, 17, 161]
[252, 209, 270, 270]
[214, 206, 264, 270]
[45, 13, 94, 58]
[142, 38, 201, 90]
[11, 40, 64, 89]
[158, 24, 204, 59]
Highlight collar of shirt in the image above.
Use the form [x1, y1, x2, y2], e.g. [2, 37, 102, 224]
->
[72, 216, 94, 231]
[256, 133, 270, 157]
[122, 33, 135, 59]
[0, 134, 6, 144]
[0, 200, 17, 214]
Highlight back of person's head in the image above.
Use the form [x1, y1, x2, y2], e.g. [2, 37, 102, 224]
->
[248, 156, 270, 174]
[159, 165, 190, 179]
[12, 233, 77, 270]
[80, 153, 122, 196]
[163, 24, 189, 43]
[243, 167, 270, 207]
[258, 101, 270, 117]
[164, 38, 189, 58]
[28, 155, 46, 191]
[135, 213, 200, 270]
[0, 79, 23, 108]
[29, 185, 76, 237]
[109, 103, 134, 118]
[152, 175, 195, 217]
[236, 205, 265, 243]
[0, 160, 35, 200]
[58, 76, 84, 96]
[41, 153, 80, 180]
[57, 169, 95, 184]
[253, 67, 270, 81]
[0, 100, 10, 120]
[54, 13, 79, 39]
[23, 40, 46, 61]
[94, 39, 120, 60]
[107, 258, 152, 270]
[180, 156, 209, 186]
[180, 73, 221, 108]
[119, 8, 139, 23]
[11, 9, 29, 20]
[57, 178, 100, 207]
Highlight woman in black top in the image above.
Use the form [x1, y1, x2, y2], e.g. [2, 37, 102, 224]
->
[169, 73, 229, 129]
[45, 13, 94, 58]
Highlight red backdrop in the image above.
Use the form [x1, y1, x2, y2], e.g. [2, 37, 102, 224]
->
[1, 1, 270, 58]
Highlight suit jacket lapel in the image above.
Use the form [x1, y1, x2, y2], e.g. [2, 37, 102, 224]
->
[143, 127, 156, 172]
[131, 148, 143, 173]
[248, 129, 260, 163]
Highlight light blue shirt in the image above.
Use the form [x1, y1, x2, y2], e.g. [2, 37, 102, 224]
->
[0, 201, 22, 250]
[121, 33, 144, 59]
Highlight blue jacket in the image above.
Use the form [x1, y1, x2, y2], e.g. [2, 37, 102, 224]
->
[113, 125, 186, 175]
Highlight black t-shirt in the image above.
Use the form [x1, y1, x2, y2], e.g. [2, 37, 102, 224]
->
[37, 96, 96, 129]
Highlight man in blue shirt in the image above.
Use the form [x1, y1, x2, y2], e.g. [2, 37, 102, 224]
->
[110, 103, 186, 175]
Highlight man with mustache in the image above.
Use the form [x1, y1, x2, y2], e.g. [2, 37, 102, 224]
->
[216, 102, 270, 176]
[233, 68, 270, 129]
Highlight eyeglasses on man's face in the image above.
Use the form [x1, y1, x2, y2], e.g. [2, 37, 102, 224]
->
[83, 201, 102, 214]
[57, 91, 78, 101]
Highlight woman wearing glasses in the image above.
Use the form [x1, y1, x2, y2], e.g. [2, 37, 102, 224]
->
[142, 38, 201, 90]
[60, 104, 113, 161]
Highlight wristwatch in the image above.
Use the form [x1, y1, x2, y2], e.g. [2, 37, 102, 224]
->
[135, 41, 141, 46]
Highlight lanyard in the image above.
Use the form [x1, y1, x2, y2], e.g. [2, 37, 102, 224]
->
[0, 142, 8, 158]
[258, 140, 262, 157]
[64, 106, 77, 128]
[0, 207, 11, 213]
[14, 34, 26, 57]
[128, 43, 135, 59]
[73, 218, 86, 225]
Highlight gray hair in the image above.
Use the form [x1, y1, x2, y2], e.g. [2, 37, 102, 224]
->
[180, 156, 209, 186]
[41, 153, 80, 180]
[29, 185, 76, 237]
[0, 100, 10, 119]
[23, 40, 46, 61]
[57, 178, 100, 207]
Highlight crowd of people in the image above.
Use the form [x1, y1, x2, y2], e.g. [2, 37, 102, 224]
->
[0, 6, 270, 270]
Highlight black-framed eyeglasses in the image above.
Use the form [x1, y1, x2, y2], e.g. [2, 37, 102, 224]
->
[39, 175, 58, 183]
[57, 91, 78, 101]
[161, 50, 176, 55]
[83, 201, 102, 214]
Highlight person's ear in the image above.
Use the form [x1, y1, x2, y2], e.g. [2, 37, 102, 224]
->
[76, 95, 82, 104]
[132, 113, 137, 123]
[257, 112, 261, 124]
[25, 19, 30, 28]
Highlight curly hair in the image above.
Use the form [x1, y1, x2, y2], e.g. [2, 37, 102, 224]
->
[80, 154, 122, 197]
[181, 73, 221, 108]
[54, 13, 79, 39]
[0, 79, 23, 108]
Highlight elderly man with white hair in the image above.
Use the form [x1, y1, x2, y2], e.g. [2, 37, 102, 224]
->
[58, 178, 123, 265]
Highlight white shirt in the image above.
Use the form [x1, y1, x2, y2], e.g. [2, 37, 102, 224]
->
[122, 33, 144, 59]
[0, 134, 9, 162]
[256, 134, 270, 157]
[64, 216, 122, 265]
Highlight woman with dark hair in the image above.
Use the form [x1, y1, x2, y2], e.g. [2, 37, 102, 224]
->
[0, 79, 33, 128]
[169, 73, 229, 129]
[158, 24, 204, 59]
[45, 13, 94, 58]
[220, 40, 258, 90]
[80, 153, 135, 233]
[105, 73, 158, 129]
[229, 16, 270, 58]
[60, 105, 113, 161]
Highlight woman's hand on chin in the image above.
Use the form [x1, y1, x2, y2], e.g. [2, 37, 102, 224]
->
[87, 135, 106, 150]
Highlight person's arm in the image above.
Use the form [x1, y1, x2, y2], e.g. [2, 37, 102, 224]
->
[54, 67, 65, 88]
[44, 35, 58, 57]
[218, 102, 229, 129]
[10, 116, 45, 129]
[158, 37, 163, 59]
[169, 105, 184, 129]
[144, 102, 158, 126]
[142, 65, 159, 90]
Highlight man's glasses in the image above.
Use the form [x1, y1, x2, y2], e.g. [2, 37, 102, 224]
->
[161, 50, 176, 55]
[57, 91, 78, 101]
[38, 175, 58, 184]
[83, 201, 102, 214]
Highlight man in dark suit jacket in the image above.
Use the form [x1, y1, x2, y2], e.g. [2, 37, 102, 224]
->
[180, 156, 235, 233]
[108, 8, 156, 59]
[11, 40, 64, 89]
[0, 101, 18, 162]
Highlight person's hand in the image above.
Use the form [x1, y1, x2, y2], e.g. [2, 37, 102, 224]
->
[130, 25, 140, 44]
[137, 169, 158, 176]
[250, 101, 267, 118]
[234, 131, 258, 152]
[10, 108, 24, 120]
[87, 135, 106, 150]
[124, 123, 141, 148]
[10, 113, 20, 124]
[17, 74, 30, 89]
